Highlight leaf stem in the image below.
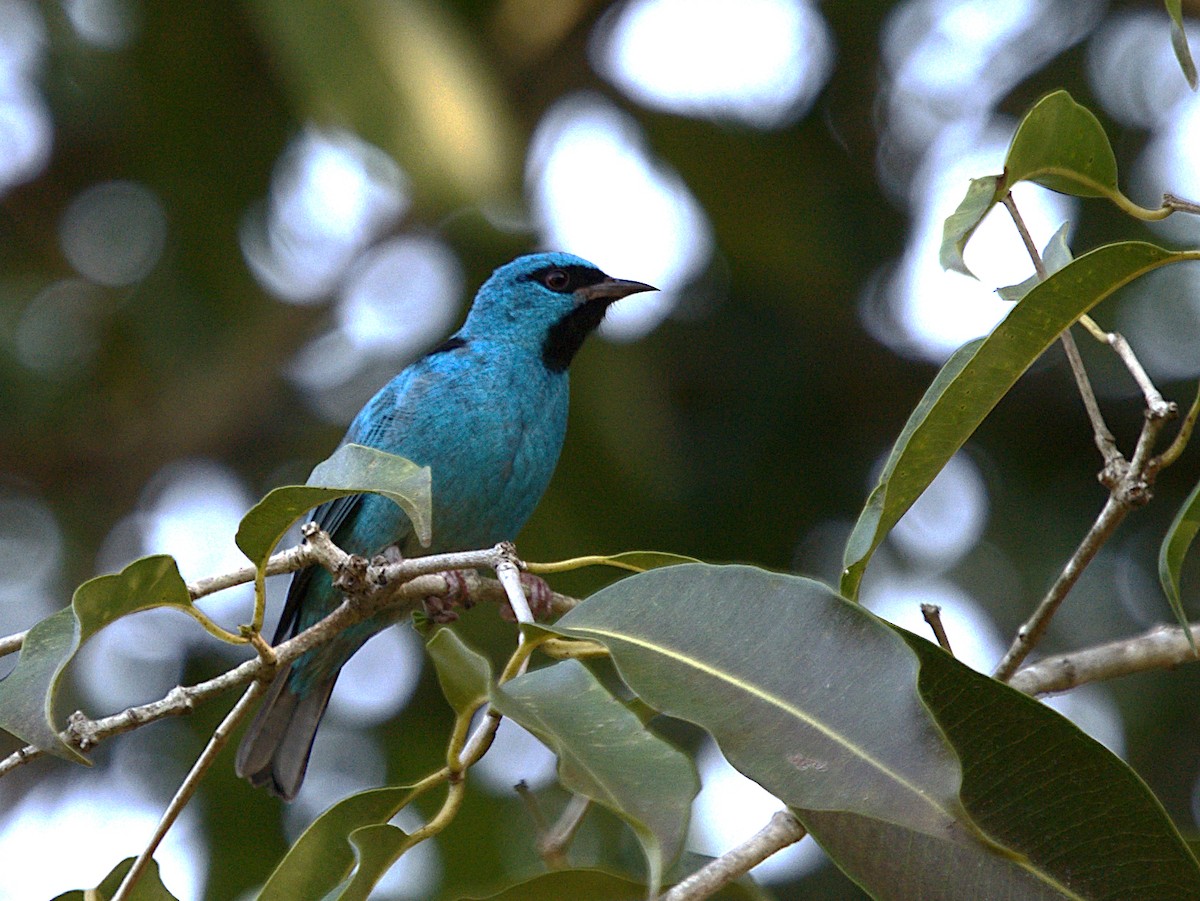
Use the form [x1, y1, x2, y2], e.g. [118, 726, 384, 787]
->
[1154, 379, 1200, 470]
[919, 604, 954, 656]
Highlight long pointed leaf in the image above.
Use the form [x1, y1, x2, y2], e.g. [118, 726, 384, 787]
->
[842, 241, 1200, 599]
[1159, 473, 1200, 652]
[1166, 0, 1199, 90]
[552, 563, 1200, 898]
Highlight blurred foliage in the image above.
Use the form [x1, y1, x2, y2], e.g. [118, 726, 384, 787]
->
[4, 0, 1200, 899]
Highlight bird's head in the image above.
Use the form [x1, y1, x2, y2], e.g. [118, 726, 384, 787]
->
[465, 252, 657, 372]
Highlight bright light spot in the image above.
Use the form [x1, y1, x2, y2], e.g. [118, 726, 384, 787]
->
[60, 181, 167, 286]
[0, 774, 206, 900]
[472, 715, 559, 793]
[1113, 264, 1200, 383]
[242, 126, 409, 304]
[77, 458, 255, 711]
[139, 459, 254, 621]
[690, 741, 826, 882]
[527, 92, 713, 341]
[0, 0, 44, 77]
[863, 118, 1075, 361]
[337, 235, 463, 355]
[1087, 11, 1199, 131]
[890, 451, 988, 569]
[1042, 683, 1125, 758]
[594, 0, 834, 128]
[0, 86, 50, 191]
[0, 1, 51, 194]
[863, 577, 1005, 673]
[14, 279, 104, 378]
[0, 481, 61, 596]
[1136, 90, 1200, 244]
[880, 0, 1100, 155]
[327, 624, 424, 725]
[63, 0, 136, 49]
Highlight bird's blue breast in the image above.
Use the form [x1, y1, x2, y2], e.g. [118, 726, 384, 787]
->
[340, 336, 569, 557]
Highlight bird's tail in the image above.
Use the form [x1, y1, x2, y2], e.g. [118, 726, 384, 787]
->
[236, 667, 337, 802]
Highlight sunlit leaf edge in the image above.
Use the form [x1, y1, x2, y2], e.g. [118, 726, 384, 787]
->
[841, 241, 1200, 599]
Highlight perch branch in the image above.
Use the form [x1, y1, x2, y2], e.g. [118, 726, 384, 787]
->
[1010, 620, 1200, 695]
[0, 532, 579, 779]
[661, 810, 807, 900]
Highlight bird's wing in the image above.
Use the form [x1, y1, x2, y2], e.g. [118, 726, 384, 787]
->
[272, 346, 465, 644]
[271, 493, 363, 643]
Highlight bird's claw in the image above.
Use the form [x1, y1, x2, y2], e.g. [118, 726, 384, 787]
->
[499, 573, 555, 622]
[422, 570, 472, 623]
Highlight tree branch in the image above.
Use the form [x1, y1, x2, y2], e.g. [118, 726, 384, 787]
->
[1009, 621, 1200, 695]
[661, 810, 807, 900]
[992, 405, 1173, 681]
[112, 679, 268, 901]
[0, 532, 580, 779]
[0, 534, 581, 660]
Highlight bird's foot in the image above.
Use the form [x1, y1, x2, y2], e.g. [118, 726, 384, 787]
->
[422, 570, 472, 624]
[498, 573, 555, 623]
[370, 545, 404, 567]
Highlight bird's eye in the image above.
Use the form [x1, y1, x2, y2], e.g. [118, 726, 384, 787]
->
[542, 269, 570, 291]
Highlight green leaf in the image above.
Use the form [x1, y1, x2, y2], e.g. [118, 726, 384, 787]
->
[939, 174, 1003, 277]
[52, 857, 179, 900]
[1005, 90, 1119, 199]
[996, 222, 1074, 302]
[490, 659, 699, 896]
[841, 241, 1200, 599]
[898, 626, 1200, 899]
[1159, 473, 1200, 652]
[256, 783, 420, 901]
[549, 565, 966, 842]
[339, 823, 412, 901]
[235, 444, 431, 629]
[427, 627, 492, 713]
[236, 444, 432, 566]
[552, 563, 1200, 899]
[1166, 0, 1199, 90]
[0, 555, 193, 762]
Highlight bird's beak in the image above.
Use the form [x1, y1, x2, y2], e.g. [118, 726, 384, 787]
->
[577, 277, 658, 304]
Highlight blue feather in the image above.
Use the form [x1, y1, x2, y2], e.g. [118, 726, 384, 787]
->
[235, 252, 655, 799]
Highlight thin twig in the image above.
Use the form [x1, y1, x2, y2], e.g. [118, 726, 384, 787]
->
[661, 811, 807, 901]
[919, 604, 954, 656]
[1163, 192, 1200, 215]
[993, 408, 1172, 681]
[538, 794, 591, 868]
[1001, 193, 1121, 463]
[994, 495, 1129, 682]
[1010, 620, 1200, 695]
[1104, 331, 1173, 418]
[111, 679, 268, 901]
[0, 629, 26, 658]
[0, 537, 580, 659]
[1001, 193, 1048, 280]
[0, 535, 577, 779]
[1058, 328, 1121, 465]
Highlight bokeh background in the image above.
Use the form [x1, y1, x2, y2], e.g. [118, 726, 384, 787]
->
[2, 0, 1200, 898]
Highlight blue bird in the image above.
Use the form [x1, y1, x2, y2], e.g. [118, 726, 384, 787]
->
[236, 252, 655, 800]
